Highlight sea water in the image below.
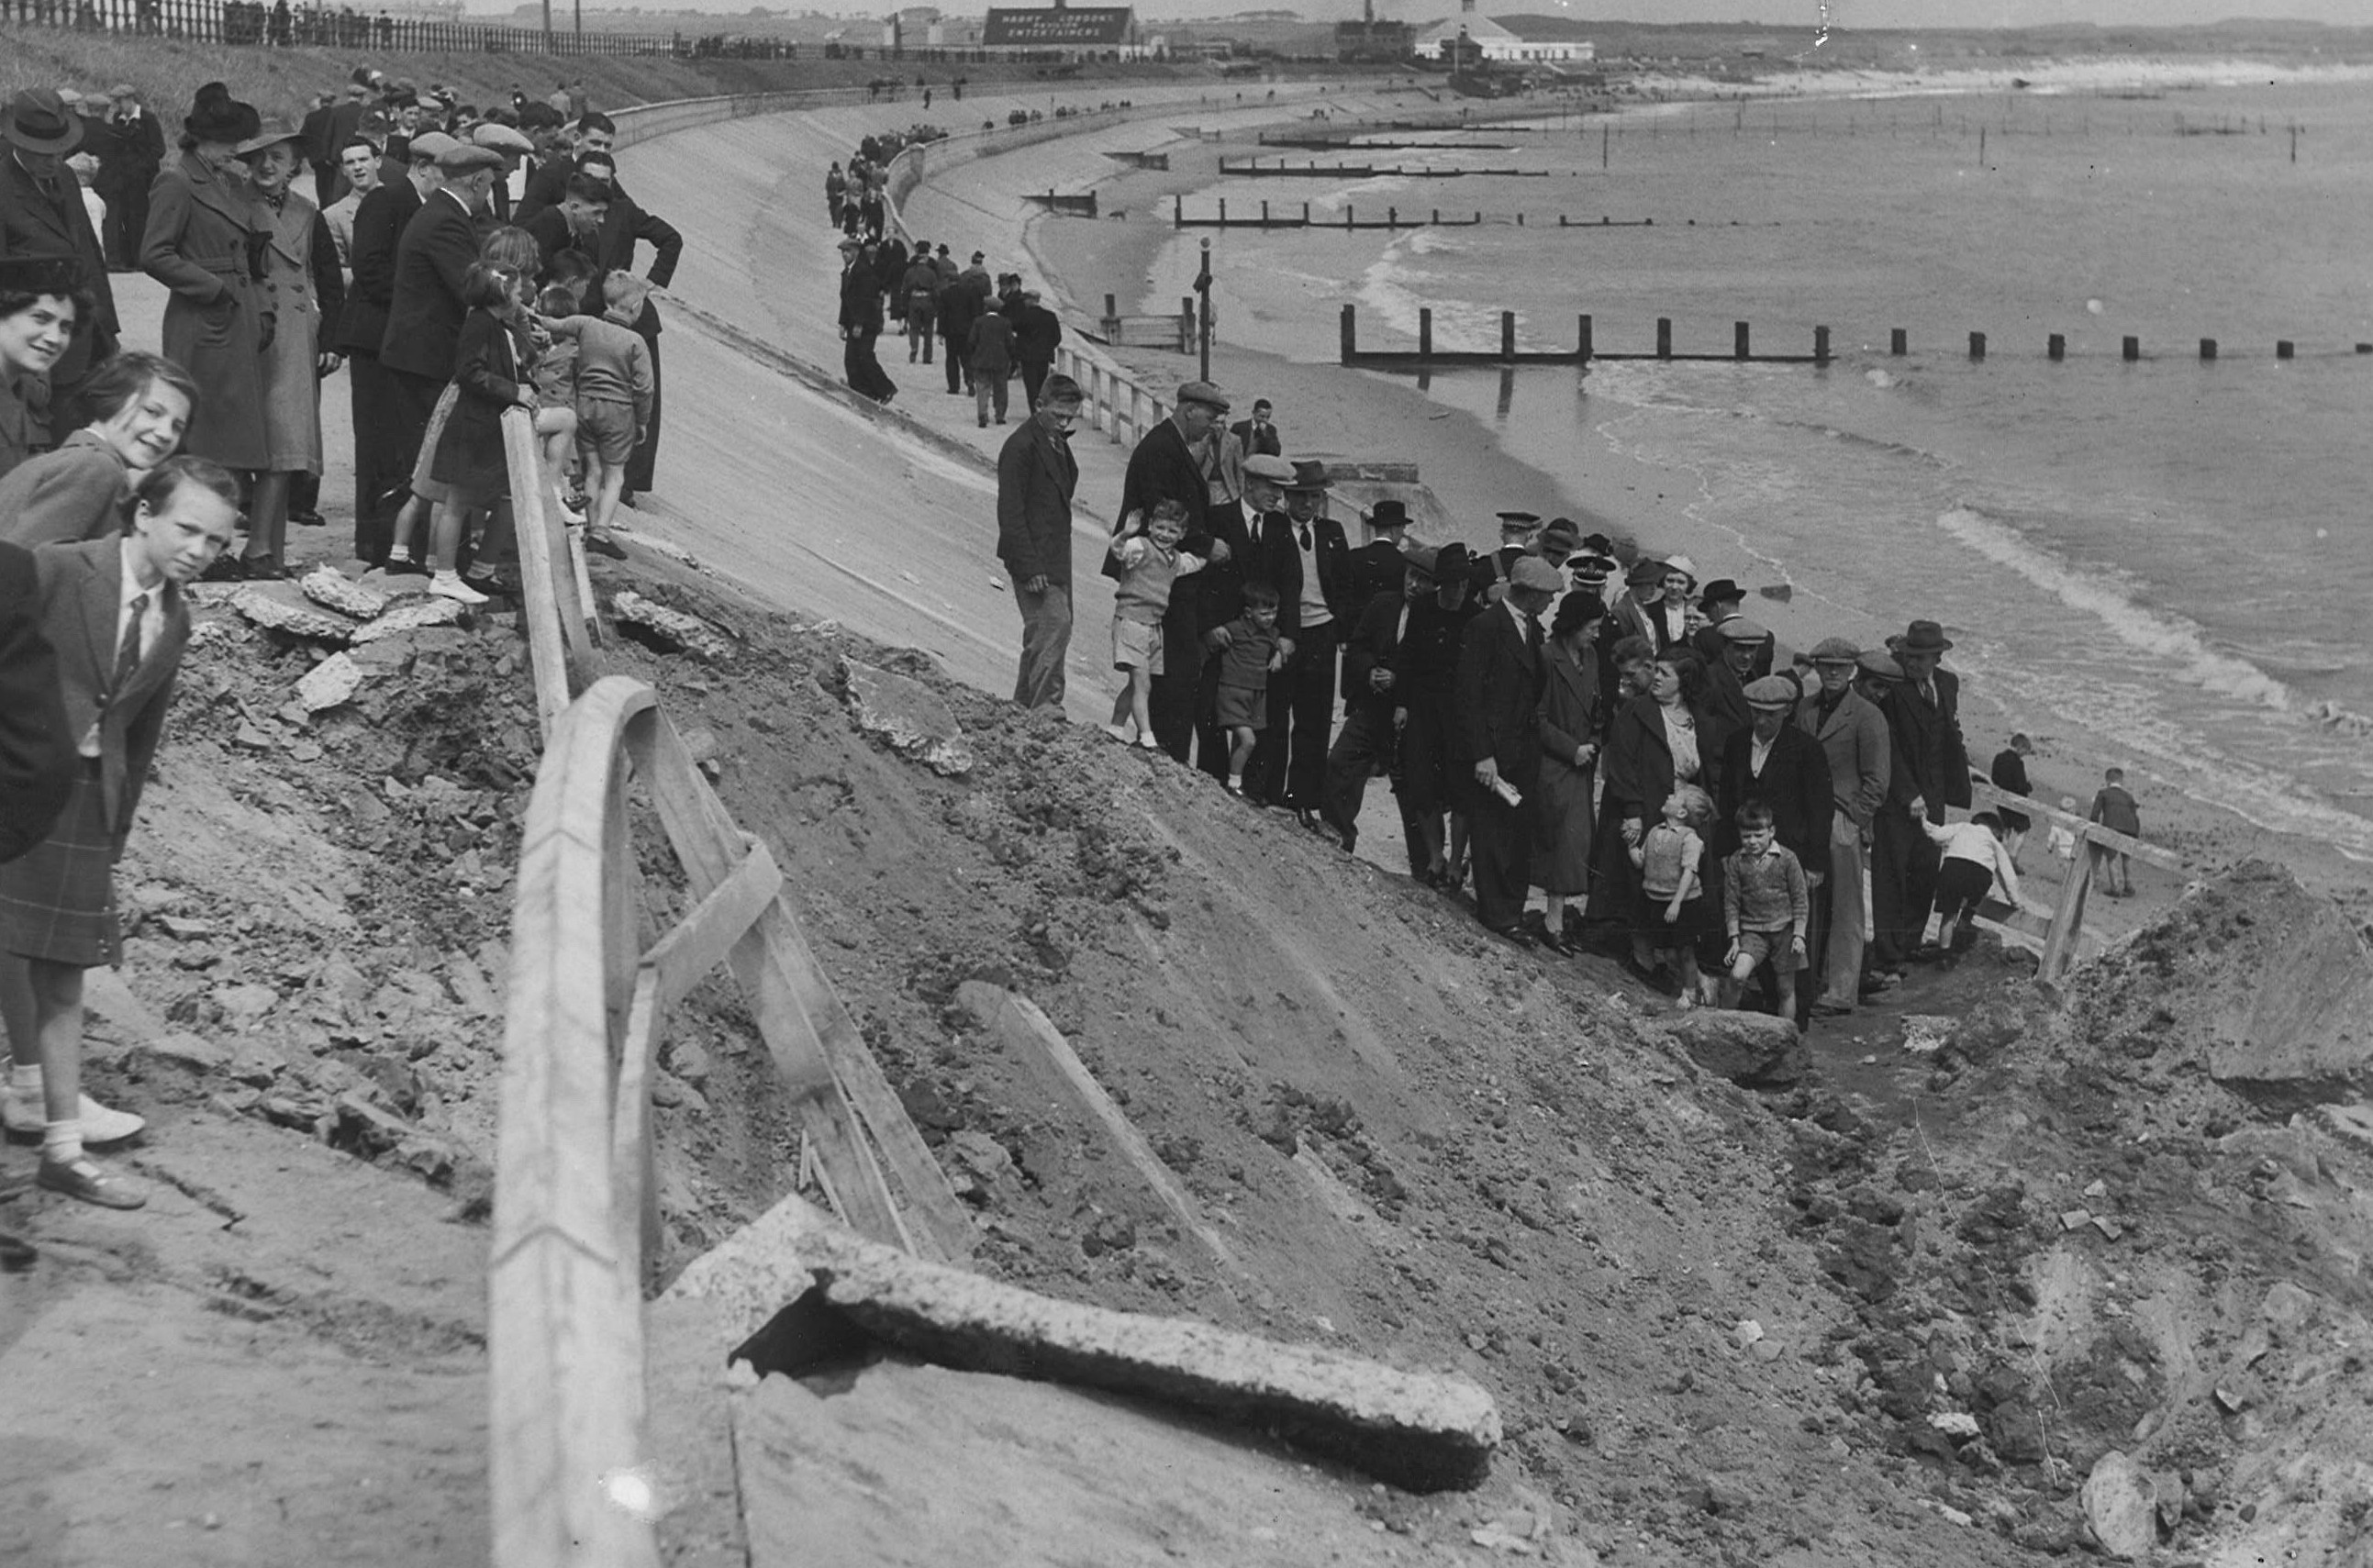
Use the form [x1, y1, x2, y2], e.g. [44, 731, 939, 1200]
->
[1147, 77, 2373, 857]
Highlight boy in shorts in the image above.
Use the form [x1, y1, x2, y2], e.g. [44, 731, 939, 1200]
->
[1106, 498, 1206, 751]
[1210, 581, 1284, 795]
[542, 270, 654, 550]
[530, 284, 585, 521]
[1720, 798, 1810, 1024]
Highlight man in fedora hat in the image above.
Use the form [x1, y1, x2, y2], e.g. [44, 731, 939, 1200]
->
[1870, 618, 1967, 970]
[0, 90, 117, 416]
[1798, 637, 1890, 1016]
[1242, 457, 1350, 828]
[1117, 381, 1231, 762]
[91, 84, 162, 272]
[1689, 578, 1751, 662]
[1343, 495, 1414, 610]
[1454, 553, 1560, 940]
[838, 234, 897, 405]
[1323, 541, 1435, 860]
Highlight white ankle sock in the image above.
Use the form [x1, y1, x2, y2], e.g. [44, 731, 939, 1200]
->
[386, 545, 413, 562]
[43, 1119, 83, 1166]
[10, 1063, 39, 1096]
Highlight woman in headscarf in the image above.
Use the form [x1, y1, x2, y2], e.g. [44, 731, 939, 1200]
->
[140, 83, 270, 563]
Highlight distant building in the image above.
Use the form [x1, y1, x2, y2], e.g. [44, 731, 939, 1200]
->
[980, 3, 1139, 56]
[1413, 0, 1592, 63]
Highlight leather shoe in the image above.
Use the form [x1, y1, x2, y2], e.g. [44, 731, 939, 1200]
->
[38, 1157, 147, 1209]
[1809, 999, 1856, 1019]
[4, 1090, 145, 1146]
[1484, 922, 1536, 949]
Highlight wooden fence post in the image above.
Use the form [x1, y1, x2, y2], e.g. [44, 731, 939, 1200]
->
[1500, 311, 1515, 362]
[1656, 317, 1672, 361]
[1734, 321, 1750, 361]
[1418, 306, 1432, 360]
[1578, 314, 1593, 363]
[1340, 304, 1357, 363]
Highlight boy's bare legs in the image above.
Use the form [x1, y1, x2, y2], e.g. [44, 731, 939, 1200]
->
[588, 456, 627, 538]
[1129, 666, 1153, 740]
[1227, 725, 1254, 789]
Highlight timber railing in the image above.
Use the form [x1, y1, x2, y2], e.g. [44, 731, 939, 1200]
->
[1967, 778, 2189, 991]
[486, 408, 974, 1567]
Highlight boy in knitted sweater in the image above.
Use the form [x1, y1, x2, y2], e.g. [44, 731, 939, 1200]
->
[1720, 797, 1810, 1023]
[1106, 498, 1206, 750]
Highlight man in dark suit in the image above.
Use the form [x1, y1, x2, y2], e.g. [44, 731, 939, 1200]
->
[1465, 510, 1538, 606]
[521, 172, 608, 280]
[1008, 289, 1062, 412]
[380, 139, 499, 562]
[936, 265, 980, 396]
[1870, 619, 1969, 970]
[1342, 497, 1413, 611]
[1714, 675, 1833, 1019]
[1244, 459, 1351, 827]
[334, 133, 437, 562]
[995, 374, 1082, 710]
[1229, 397, 1280, 458]
[0, 90, 119, 416]
[1321, 543, 1432, 861]
[1454, 555, 1560, 939]
[1117, 382, 1229, 763]
[93, 85, 164, 272]
[572, 149, 679, 499]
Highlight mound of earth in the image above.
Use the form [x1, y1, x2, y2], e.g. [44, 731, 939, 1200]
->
[25, 550, 2372, 1567]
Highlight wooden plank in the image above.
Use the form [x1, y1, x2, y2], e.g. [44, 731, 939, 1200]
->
[614, 968, 661, 1407]
[629, 713, 974, 1259]
[1970, 778, 2184, 872]
[2039, 839, 2096, 986]
[956, 982, 1234, 1269]
[490, 674, 661, 1568]
[502, 408, 594, 734]
[641, 840, 784, 1018]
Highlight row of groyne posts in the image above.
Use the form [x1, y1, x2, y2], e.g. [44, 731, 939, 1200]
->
[1337, 306, 2373, 368]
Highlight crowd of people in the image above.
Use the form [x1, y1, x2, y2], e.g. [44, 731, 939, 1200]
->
[0, 65, 682, 1235]
[996, 373, 2045, 1033]
[831, 149, 1064, 419]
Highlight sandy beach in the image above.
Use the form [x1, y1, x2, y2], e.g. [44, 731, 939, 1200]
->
[970, 74, 2370, 938]
[600, 63, 2366, 962]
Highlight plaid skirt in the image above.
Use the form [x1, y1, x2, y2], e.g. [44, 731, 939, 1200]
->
[0, 762, 122, 968]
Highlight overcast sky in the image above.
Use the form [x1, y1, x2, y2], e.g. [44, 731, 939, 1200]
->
[485, 0, 2369, 28]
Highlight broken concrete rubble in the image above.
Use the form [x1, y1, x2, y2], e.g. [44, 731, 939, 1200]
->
[668, 1194, 1500, 1492]
[1657, 1007, 1808, 1085]
[839, 655, 975, 776]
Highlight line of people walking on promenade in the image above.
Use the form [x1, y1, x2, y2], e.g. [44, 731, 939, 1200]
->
[829, 145, 1064, 419]
[993, 373, 2033, 1033]
[0, 66, 685, 1230]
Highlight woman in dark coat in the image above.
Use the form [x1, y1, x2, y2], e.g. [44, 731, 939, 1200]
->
[0, 458, 240, 1210]
[1599, 645, 1717, 972]
[1532, 592, 1606, 951]
[140, 83, 272, 478]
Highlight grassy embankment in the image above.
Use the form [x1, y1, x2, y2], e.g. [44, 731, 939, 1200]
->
[0, 28, 1219, 124]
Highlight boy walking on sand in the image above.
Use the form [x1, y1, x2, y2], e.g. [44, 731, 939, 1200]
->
[1107, 499, 1206, 750]
[1721, 798, 1810, 1024]
[2089, 767, 2142, 896]
[1210, 581, 1284, 795]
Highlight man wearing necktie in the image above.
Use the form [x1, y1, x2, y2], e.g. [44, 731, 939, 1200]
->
[1870, 618, 1969, 971]
[1454, 556, 1561, 941]
[0, 459, 238, 1210]
[1242, 459, 1350, 830]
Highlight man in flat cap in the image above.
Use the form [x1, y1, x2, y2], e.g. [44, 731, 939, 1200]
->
[1714, 673, 1833, 1023]
[1116, 382, 1231, 762]
[379, 138, 504, 562]
[1454, 554, 1559, 941]
[1872, 619, 1968, 972]
[1799, 637, 1889, 1015]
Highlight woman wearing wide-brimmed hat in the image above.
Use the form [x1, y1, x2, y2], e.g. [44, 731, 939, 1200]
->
[139, 83, 273, 512]
[229, 117, 344, 576]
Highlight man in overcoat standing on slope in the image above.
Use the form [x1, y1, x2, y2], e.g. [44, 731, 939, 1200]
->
[1454, 554, 1559, 942]
[1871, 618, 1969, 971]
[996, 373, 1082, 710]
